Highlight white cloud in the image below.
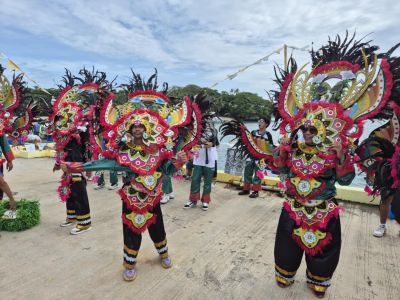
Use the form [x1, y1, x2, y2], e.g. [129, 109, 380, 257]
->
[0, 0, 399, 95]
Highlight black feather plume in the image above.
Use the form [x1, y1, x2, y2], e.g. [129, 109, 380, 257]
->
[311, 31, 379, 67]
[220, 120, 252, 159]
[270, 56, 297, 130]
[120, 68, 168, 94]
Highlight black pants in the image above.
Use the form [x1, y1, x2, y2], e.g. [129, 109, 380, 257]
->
[122, 202, 168, 269]
[274, 208, 341, 289]
[66, 178, 91, 229]
[392, 189, 400, 223]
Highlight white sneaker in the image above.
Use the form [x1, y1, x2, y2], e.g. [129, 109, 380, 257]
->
[160, 194, 170, 204]
[184, 201, 197, 209]
[2, 210, 16, 220]
[70, 226, 92, 235]
[108, 184, 118, 190]
[168, 193, 175, 199]
[373, 224, 387, 237]
[201, 202, 209, 211]
[60, 221, 75, 227]
[94, 185, 105, 190]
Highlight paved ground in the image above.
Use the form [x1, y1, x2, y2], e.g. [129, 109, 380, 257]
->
[0, 158, 400, 300]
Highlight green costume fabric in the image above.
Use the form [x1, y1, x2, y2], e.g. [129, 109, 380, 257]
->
[0, 135, 14, 164]
[72, 158, 177, 180]
[97, 171, 118, 186]
[273, 152, 355, 200]
[189, 165, 214, 203]
[162, 174, 173, 194]
[243, 160, 262, 191]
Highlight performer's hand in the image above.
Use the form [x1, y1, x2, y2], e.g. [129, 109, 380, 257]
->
[330, 142, 345, 164]
[9, 199, 17, 211]
[53, 164, 61, 172]
[177, 151, 188, 163]
[278, 137, 290, 157]
[60, 164, 69, 173]
[125, 133, 133, 143]
[6, 161, 13, 172]
[204, 142, 213, 149]
[280, 137, 291, 146]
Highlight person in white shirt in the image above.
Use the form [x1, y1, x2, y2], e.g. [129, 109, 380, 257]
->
[184, 121, 218, 211]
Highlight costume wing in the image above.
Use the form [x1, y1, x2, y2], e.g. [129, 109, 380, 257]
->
[220, 120, 274, 161]
[8, 107, 33, 142]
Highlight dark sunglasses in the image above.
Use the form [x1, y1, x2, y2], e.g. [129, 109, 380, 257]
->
[300, 126, 317, 134]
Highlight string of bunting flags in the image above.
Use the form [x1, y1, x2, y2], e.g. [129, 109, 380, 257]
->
[2, 44, 309, 93]
[0, 51, 52, 95]
[209, 44, 309, 88]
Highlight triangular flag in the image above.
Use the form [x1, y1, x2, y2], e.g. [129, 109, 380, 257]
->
[7, 59, 21, 72]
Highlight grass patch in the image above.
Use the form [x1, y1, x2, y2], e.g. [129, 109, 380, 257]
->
[0, 199, 40, 231]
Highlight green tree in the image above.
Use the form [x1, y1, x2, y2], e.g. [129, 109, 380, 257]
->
[114, 90, 128, 105]
[21, 84, 274, 121]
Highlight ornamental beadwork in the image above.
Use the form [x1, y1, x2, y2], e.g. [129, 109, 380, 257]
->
[293, 228, 327, 249]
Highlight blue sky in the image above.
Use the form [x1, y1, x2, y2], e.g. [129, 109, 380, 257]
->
[1, 0, 400, 96]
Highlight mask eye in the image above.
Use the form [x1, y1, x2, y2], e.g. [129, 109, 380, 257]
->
[301, 126, 317, 134]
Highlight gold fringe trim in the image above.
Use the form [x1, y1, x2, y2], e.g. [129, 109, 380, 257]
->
[154, 239, 167, 248]
[275, 264, 296, 276]
[123, 261, 136, 270]
[76, 224, 91, 230]
[275, 276, 293, 286]
[308, 283, 328, 293]
[76, 213, 91, 220]
[123, 245, 138, 256]
[67, 210, 76, 214]
[307, 270, 331, 282]
[160, 252, 169, 259]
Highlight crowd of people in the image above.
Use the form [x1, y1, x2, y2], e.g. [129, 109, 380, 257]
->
[2, 33, 400, 298]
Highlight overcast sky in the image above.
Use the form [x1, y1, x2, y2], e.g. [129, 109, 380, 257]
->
[1, 0, 399, 97]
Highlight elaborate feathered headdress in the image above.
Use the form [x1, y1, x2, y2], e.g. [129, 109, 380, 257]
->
[273, 32, 400, 181]
[50, 68, 113, 150]
[99, 69, 201, 175]
[277, 33, 393, 154]
[0, 64, 34, 141]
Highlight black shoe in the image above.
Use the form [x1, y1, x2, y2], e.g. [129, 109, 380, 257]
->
[249, 192, 259, 198]
[238, 190, 250, 195]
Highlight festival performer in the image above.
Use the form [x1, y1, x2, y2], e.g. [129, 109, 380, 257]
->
[0, 64, 35, 218]
[184, 93, 217, 211]
[89, 121, 120, 190]
[238, 117, 274, 198]
[0, 135, 16, 213]
[271, 33, 400, 298]
[222, 32, 399, 298]
[220, 118, 276, 201]
[355, 63, 400, 236]
[61, 70, 203, 281]
[51, 69, 111, 234]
